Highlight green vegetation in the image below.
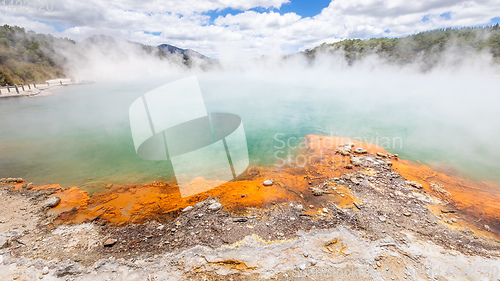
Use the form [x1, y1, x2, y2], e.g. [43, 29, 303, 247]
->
[0, 24, 74, 86]
[305, 24, 500, 68]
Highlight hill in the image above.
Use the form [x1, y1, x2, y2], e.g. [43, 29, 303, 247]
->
[0, 26, 213, 86]
[304, 24, 500, 69]
[0, 25, 74, 86]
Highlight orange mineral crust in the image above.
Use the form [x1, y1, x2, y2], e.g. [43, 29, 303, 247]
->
[46, 135, 499, 239]
[392, 159, 500, 236]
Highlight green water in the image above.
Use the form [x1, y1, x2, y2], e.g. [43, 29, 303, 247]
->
[1, 73, 499, 191]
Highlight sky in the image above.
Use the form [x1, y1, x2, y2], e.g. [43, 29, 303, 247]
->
[1, 0, 499, 58]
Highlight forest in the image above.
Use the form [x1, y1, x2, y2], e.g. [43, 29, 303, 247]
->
[0, 25, 74, 86]
[304, 24, 500, 68]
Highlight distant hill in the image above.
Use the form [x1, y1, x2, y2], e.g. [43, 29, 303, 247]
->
[304, 24, 500, 69]
[158, 44, 212, 67]
[0, 26, 213, 86]
[158, 44, 208, 59]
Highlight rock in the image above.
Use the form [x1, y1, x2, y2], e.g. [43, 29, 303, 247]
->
[441, 209, 455, 214]
[386, 161, 393, 166]
[44, 197, 61, 208]
[182, 206, 194, 212]
[22, 183, 28, 188]
[376, 152, 386, 158]
[403, 212, 412, 217]
[345, 164, 354, 169]
[311, 187, 323, 196]
[42, 266, 49, 275]
[485, 225, 491, 232]
[55, 262, 81, 277]
[233, 217, 248, 222]
[298, 264, 307, 271]
[194, 201, 206, 208]
[1, 178, 23, 183]
[350, 157, 362, 167]
[379, 216, 386, 222]
[354, 148, 368, 154]
[103, 239, 117, 247]
[394, 154, 399, 159]
[208, 202, 223, 211]
[0, 234, 9, 249]
[376, 261, 382, 267]
[408, 181, 423, 189]
[263, 179, 274, 186]
[451, 218, 457, 223]
[294, 204, 304, 212]
[336, 146, 351, 156]
[322, 208, 328, 213]
[353, 202, 362, 210]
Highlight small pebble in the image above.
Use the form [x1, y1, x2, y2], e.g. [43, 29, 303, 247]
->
[103, 238, 117, 247]
[208, 203, 223, 211]
[42, 266, 49, 275]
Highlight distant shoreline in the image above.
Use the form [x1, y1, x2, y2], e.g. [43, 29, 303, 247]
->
[0, 79, 90, 98]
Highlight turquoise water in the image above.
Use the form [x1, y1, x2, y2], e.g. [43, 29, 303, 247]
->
[1, 73, 499, 190]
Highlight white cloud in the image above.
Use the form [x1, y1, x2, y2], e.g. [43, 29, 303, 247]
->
[0, 0, 499, 59]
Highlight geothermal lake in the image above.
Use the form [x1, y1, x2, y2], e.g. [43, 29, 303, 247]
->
[1, 72, 499, 190]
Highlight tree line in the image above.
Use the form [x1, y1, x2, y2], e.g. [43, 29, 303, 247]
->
[0, 24, 75, 86]
[304, 24, 500, 69]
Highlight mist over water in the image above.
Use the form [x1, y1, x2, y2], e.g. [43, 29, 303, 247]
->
[1, 46, 500, 191]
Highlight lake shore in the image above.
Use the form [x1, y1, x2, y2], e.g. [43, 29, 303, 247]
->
[0, 79, 90, 98]
[0, 135, 499, 280]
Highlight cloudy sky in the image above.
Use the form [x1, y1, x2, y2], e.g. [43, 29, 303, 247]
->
[1, 0, 499, 58]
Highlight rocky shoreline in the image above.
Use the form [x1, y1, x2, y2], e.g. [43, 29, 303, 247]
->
[0, 137, 499, 280]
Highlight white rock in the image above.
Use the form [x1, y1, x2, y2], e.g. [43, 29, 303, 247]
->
[0, 234, 9, 249]
[294, 204, 304, 212]
[44, 197, 61, 208]
[208, 203, 223, 211]
[182, 206, 194, 212]
[194, 202, 205, 208]
[263, 180, 273, 186]
[42, 266, 49, 275]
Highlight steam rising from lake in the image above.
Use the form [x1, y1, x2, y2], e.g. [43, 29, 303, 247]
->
[1, 38, 499, 188]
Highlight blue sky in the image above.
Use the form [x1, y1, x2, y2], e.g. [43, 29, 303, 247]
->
[274, 0, 332, 17]
[205, 0, 332, 22]
[1, 0, 499, 58]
